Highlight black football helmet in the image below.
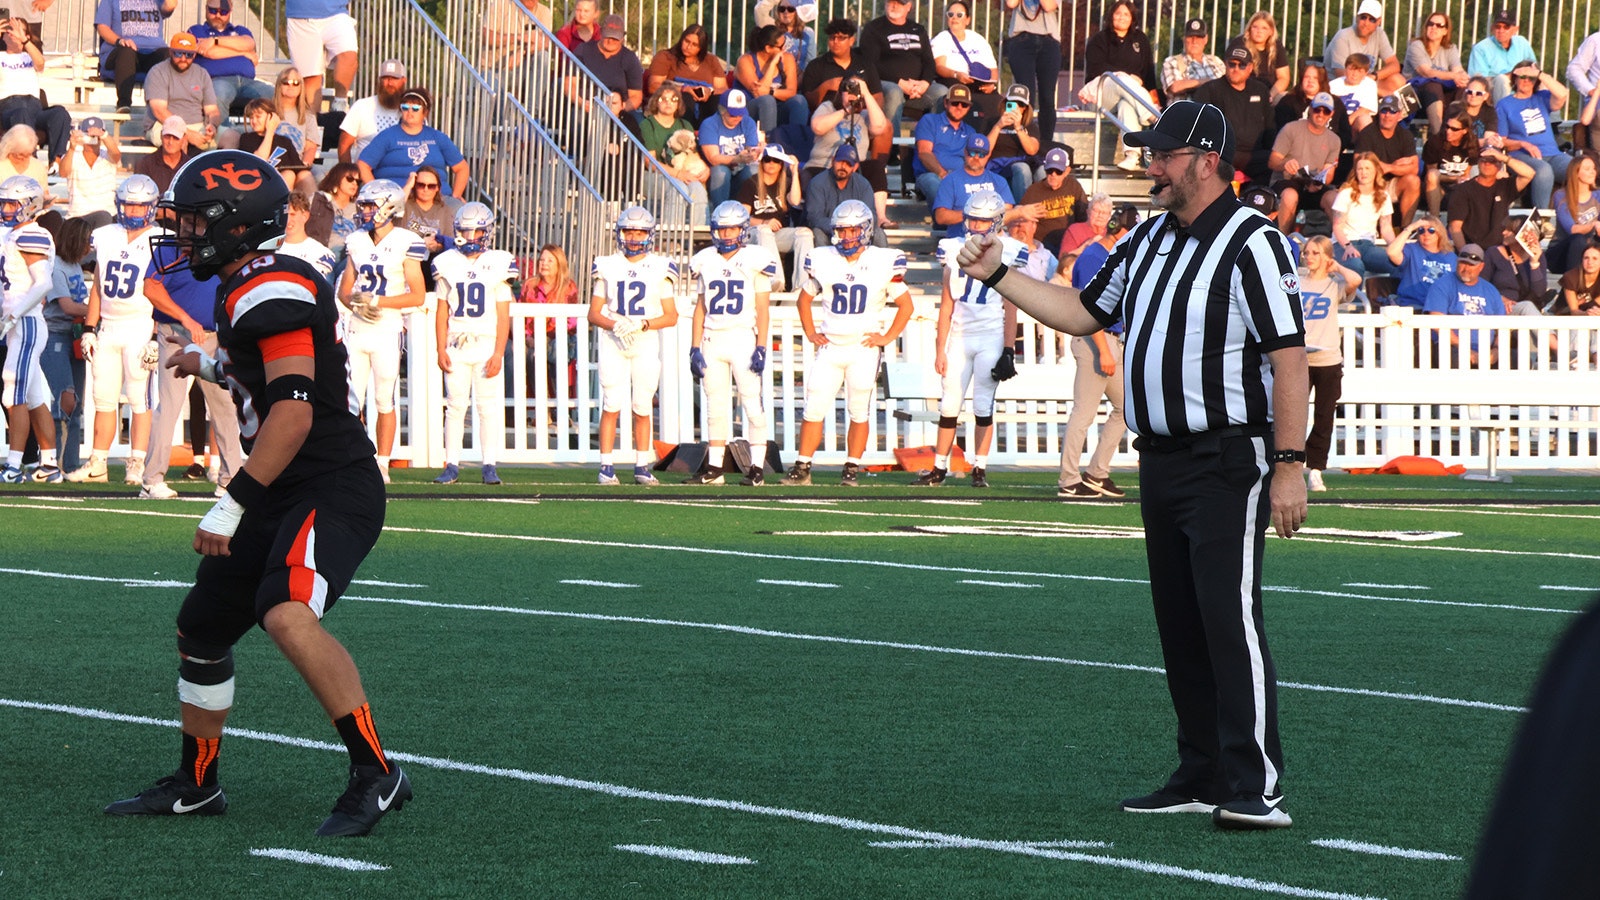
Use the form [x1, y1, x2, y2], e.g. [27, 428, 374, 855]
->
[153, 149, 289, 280]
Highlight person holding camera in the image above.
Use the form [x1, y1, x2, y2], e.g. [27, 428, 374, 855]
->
[1268, 91, 1341, 232]
[985, 84, 1040, 201]
[59, 116, 120, 221]
[0, 14, 66, 165]
[805, 77, 889, 224]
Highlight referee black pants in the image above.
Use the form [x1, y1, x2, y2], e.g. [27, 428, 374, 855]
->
[1137, 429, 1284, 805]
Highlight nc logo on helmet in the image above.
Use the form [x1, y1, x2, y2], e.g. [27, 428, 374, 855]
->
[199, 162, 264, 192]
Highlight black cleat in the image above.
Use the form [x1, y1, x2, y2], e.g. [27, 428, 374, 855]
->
[104, 774, 228, 817]
[970, 467, 988, 488]
[840, 462, 861, 487]
[912, 466, 947, 486]
[740, 465, 765, 486]
[684, 468, 725, 485]
[315, 764, 411, 837]
[779, 460, 812, 485]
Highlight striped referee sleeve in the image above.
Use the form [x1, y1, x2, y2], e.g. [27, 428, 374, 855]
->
[1234, 225, 1305, 351]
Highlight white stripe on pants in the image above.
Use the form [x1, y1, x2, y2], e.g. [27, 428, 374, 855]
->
[442, 332, 504, 465]
[700, 329, 767, 445]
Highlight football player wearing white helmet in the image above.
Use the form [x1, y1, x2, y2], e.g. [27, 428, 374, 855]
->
[431, 202, 515, 486]
[686, 201, 776, 485]
[780, 200, 913, 487]
[66, 175, 170, 485]
[338, 178, 427, 482]
[0, 176, 60, 484]
[915, 190, 1028, 488]
[588, 205, 679, 486]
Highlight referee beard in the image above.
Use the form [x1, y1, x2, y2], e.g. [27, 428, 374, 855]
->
[958, 101, 1309, 831]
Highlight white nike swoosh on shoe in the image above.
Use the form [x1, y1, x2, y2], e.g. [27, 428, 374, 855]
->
[376, 780, 402, 811]
[172, 791, 221, 813]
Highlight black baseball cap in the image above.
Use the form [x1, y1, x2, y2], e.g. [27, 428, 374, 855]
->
[1126, 101, 1234, 162]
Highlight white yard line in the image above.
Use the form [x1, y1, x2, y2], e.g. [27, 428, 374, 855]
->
[757, 579, 839, 588]
[1344, 583, 1431, 590]
[351, 579, 427, 588]
[560, 579, 639, 588]
[959, 580, 1043, 589]
[1540, 585, 1598, 593]
[1310, 839, 1460, 861]
[0, 567, 189, 588]
[2, 697, 1380, 900]
[247, 848, 390, 871]
[614, 844, 756, 865]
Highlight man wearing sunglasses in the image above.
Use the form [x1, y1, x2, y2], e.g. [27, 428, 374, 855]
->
[1193, 47, 1274, 183]
[1323, 0, 1403, 95]
[1268, 91, 1341, 232]
[187, 0, 272, 115]
[1467, 9, 1535, 103]
[142, 33, 220, 150]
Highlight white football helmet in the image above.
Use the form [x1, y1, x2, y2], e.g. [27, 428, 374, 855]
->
[0, 175, 42, 227]
[615, 204, 656, 255]
[962, 189, 1006, 236]
[115, 175, 161, 229]
[453, 202, 495, 254]
[829, 199, 874, 255]
[355, 179, 406, 228]
[709, 200, 750, 254]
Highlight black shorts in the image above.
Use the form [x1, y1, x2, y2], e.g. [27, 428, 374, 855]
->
[176, 462, 386, 649]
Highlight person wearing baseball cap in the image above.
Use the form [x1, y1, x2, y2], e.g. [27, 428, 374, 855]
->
[1423, 242, 1504, 365]
[574, 13, 646, 117]
[142, 32, 221, 149]
[1352, 92, 1423, 223]
[987, 84, 1041, 200]
[1467, 10, 1535, 103]
[912, 81, 981, 203]
[1160, 17, 1224, 103]
[1267, 91, 1340, 231]
[804, 142, 883, 249]
[1324, 0, 1405, 95]
[928, 132, 1014, 238]
[698, 88, 763, 219]
[134, 115, 195, 193]
[62, 115, 124, 220]
[1192, 46, 1274, 182]
[338, 60, 411, 164]
[1018, 145, 1086, 252]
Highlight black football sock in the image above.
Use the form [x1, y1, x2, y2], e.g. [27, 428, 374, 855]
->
[334, 703, 390, 772]
[181, 732, 221, 787]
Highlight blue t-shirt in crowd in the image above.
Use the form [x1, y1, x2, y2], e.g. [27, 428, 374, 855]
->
[187, 23, 258, 79]
[359, 125, 466, 184]
[287, 0, 349, 18]
[1423, 273, 1503, 349]
[1496, 91, 1561, 156]
[1393, 243, 1457, 309]
[95, 0, 170, 65]
[932, 170, 1014, 237]
[912, 114, 980, 176]
[697, 114, 761, 160]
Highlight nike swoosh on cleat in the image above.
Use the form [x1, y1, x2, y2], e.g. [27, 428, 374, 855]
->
[172, 791, 221, 813]
[376, 781, 402, 811]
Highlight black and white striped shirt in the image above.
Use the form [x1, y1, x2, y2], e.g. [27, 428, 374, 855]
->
[1080, 191, 1304, 438]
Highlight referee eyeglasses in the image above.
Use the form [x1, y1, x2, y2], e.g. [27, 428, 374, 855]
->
[1148, 148, 1206, 167]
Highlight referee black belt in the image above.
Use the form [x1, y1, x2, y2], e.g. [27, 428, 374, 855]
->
[1133, 424, 1271, 454]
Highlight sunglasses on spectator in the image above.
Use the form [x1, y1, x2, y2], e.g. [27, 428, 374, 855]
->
[1466, 88, 1487, 96]
[400, 103, 424, 111]
[1446, 122, 1466, 131]
[206, 6, 227, 12]
[1226, 61, 1250, 69]
[283, 80, 301, 86]
[1357, 13, 1378, 21]
[1420, 226, 1438, 234]
[416, 181, 439, 189]
[776, 4, 796, 11]
[1311, 107, 1333, 115]
[343, 175, 359, 183]
[946, 100, 969, 108]
[946, 11, 966, 17]
[1426, 20, 1447, 28]
[171, 51, 195, 60]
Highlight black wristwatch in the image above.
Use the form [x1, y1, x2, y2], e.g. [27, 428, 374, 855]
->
[1270, 449, 1307, 464]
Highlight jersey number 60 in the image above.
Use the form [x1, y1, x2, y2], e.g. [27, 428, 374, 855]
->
[829, 283, 867, 315]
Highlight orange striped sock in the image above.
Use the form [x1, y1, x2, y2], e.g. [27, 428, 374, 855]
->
[333, 703, 389, 772]
[181, 733, 221, 786]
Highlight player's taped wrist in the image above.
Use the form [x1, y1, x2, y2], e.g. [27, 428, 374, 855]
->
[186, 342, 224, 384]
[198, 492, 245, 538]
[225, 470, 267, 509]
[981, 262, 1009, 289]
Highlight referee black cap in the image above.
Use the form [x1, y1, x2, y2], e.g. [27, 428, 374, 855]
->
[1126, 101, 1234, 164]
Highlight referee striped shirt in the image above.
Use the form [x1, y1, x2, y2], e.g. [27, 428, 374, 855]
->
[1079, 190, 1304, 438]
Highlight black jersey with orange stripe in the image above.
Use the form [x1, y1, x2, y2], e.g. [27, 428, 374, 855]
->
[215, 252, 376, 481]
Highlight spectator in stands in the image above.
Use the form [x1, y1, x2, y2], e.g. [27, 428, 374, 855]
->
[1483, 217, 1550, 315]
[95, 0, 176, 112]
[133, 115, 190, 192]
[1193, 47, 1274, 183]
[554, 0, 598, 52]
[1331, 151, 1397, 276]
[1423, 103, 1478, 217]
[733, 24, 808, 137]
[1559, 244, 1600, 315]
[143, 33, 220, 149]
[647, 24, 728, 125]
[1007, 213, 1056, 280]
[1228, 11, 1291, 101]
[481, 0, 552, 76]
[1568, 28, 1600, 151]
[0, 123, 45, 190]
[1386, 216, 1456, 309]
[913, 82, 979, 202]
[402, 164, 456, 260]
[1161, 18, 1224, 104]
[1424, 244, 1502, 364]
[42, 216, 91, 474]
[806, 143, 885, 248]
[1325, 0, 1404, 94]
[1551, 152, 1600, 271]
[572, 14, 644, 117]
[1056, 201, 1130, 500]
[637, 88, 709, 223]
[931, 134, 1014, 237]
[1449, 146, 1534, 250]
[1354, 94, 1421, 224]
[1329, 53, 1378, 133]
[985, 84, 1040, 201]
[1459, 75, 1501, 145]
[799, 18, 882, 112]
[0, 16, 66, 165]
[700, 88, 764, 218]
[272, 67, 322, 170]
[931, 0, 1000, 127]
[1079, 0, 1159, 171]
[188, 0, 271, 115]
[1277, 60, 1353, 148]
[1404, 10, 1468, 136]
[1497, 60, 1571, 209]
[772, 3, 814, 69]
[16, 0, 49, 47]
[1578, 83, 1600, 156]
[805, 78, 888, 222]
[239, 98, 313, 194]
[1058, 191, 1109, 259]
[523, 242, 579, 400]
[1269, 91, 1341, 232]
[339, 58, 405, 164]
[860, 0, 946, 142]
[313, 161, 361, 260]
[737, 145, 812, 289]
[1295, 235, 1356, 492]
[1468, 9, 1534, 103]
[1001, 0, 1061, 148]
[1018, 145, 1086, 252]
[60, 117, 119, 223]
[359, 88, 470, 198]
[285, 0, 358, 109]
[278, 191, 337, 278]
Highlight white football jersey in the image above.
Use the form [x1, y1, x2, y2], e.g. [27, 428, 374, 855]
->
[690, 245, 776, 333]
[278, 236, 338, 279]
[1, 223, 53, 319]
[90, 223, 164, 328]
[800, 245, 908, 341]
[344, 226, 427, 331]
[433, 248, 518, 337]
[592, 252, 678, 321]
[936, 235, 1028, 335]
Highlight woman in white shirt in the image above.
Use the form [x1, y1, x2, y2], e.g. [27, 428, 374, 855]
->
[59, 117, 122, 221]
[1331, 152, 1397, 277]
[0, 16, 68, 166]
[931, 0, 1001, 126]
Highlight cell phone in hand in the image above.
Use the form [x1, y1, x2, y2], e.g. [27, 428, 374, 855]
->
[0, 10, 11, 21]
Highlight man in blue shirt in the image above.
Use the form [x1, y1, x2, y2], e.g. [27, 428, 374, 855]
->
[698, 89, 762, 219]
[1423, 243, 1504, 365]
[913, 83, 980, 202]
[188, 0, 273, 114]
[1496, 60, 1572, 208]
[805, 144, 886, 248]
[1468, 9, 1537, 102]
[931, 134, 1014, 237]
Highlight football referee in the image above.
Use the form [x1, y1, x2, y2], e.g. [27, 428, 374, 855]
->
[959, 100, 1309, 830]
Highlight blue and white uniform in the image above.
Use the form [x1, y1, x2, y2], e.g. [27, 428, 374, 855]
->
[798, 244, 909, 422]
[934, 234, 1027, 417]
[432, 247, 517, 466]
[1, 223, 55, 409]
[592, 251, 678, 415]
[89, 223, 162, 414]
[342, 226, 425, 415]
[691, 244, 776, 445]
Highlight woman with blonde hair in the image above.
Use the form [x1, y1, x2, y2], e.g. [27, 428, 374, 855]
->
[272, 66, 323, 169]
[1386, 215, 1456, 309]
[1228, 11, 1290, 100]
[0, 124, 47, 188]
[522, 243, 580, 399]
[1331, 152, 1396, 276]
[1296, 235, 1358, 492]
[1403, 10, 1468, 135]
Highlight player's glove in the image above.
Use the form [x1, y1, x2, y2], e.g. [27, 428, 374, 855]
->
[351, 292, 384, 324]
[140, 339, 160, 372]
[611, 316, 640, 351]
[79, 330, 96, 361]
[991, 346, 1018, 381]
[0, 314, 15, 336]
[689, 346, 706, 380]
[750, 345, 767, 375]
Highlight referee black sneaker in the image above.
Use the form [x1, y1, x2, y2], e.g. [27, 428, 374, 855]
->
[1120, 790, 1216, 814]
[316, 764, 411, 837]
[912, 466, 947, 486]
[1082, 473, 1126, 498]
[840, 462, 861, 487]
[1058, 482, 1102, 500]
[104, 773, 228, 817]
[1213, 796, 1292, 830]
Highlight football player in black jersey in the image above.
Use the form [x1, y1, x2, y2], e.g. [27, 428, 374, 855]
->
[104, 150, 410, 838]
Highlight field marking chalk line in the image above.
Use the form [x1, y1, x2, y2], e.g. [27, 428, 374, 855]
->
[960, 580, 1043, 589]
[614, 844, 756, 865]
[758, 579, 839, 588]
[1310, 839, 1461, 861]
[248, 848, 390, 871]
[561, 579, 638, 588]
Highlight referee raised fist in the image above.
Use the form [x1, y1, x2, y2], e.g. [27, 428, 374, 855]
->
[957, 232, 1003, 282]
